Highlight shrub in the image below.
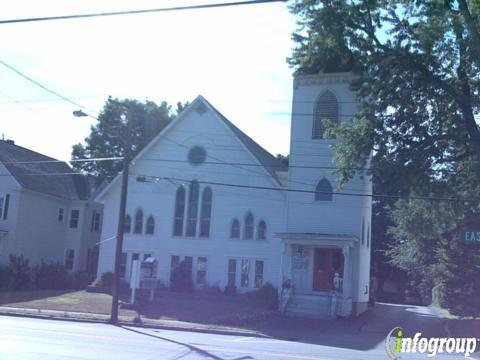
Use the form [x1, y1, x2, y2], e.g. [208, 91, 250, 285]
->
[199, 283, 222, 296]
[91, 272, 115, 288]
[170, 261, 193, 292]
[68, 272, 91, 290]
[8, 254, 32, 290]
[0, 265, 13, 290]
[247, 282, 279, 310]
[32, 260, 68, 290]
[224, 284, 236, 296]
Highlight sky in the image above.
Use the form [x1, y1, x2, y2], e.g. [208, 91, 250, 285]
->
[0, 0, 297, 161]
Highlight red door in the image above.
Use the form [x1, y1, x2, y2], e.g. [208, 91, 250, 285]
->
[313, 248, 343, 291]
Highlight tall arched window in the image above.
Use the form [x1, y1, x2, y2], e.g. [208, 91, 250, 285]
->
[146, 215, 155, 235]
[199, 187, 212, 237]
[315, 178, 333, 201]
[257, 220, 266, 240]
[173, 186, 186, 236]
[186, 180, 200, 237]
[124, 214, 131, 233]
[134, 209, 143, 234]
[230, 218, 240, 239]
[313, 90, 339, 139]
[244, 212, 254, 240]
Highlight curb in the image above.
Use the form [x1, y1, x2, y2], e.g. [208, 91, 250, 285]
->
[0, 306, 270, 339]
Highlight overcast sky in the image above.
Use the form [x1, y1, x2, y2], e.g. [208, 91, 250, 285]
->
[0, 0, 296, 161]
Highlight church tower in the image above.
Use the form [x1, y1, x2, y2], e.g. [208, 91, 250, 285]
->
[284, 72, 372, 315]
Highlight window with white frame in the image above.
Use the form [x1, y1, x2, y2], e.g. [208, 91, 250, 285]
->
[58, 208, 64, 222]
[257, 220, 266, 240]
[230, 218, 240, 239]
[196, 257, 207, 284]
[241, 259, 249, 287]
[186, 180, 200, 237]
[199, 187, 212, 237]
[244, 213, 254, 240]
[134, 209, 143, 234]
[313, 90, 339, 139]
[173, 186, 186, 236]
[91, 210, 101, 232]
[146, 215, 155, 235]
[228, 259, 236, 286]
[255, 260, 264, 288]
[65, 249, 75, 270]
[69, 209, 80, 228]
[315, 178, 333, 201]
[120, 252, 127, 278]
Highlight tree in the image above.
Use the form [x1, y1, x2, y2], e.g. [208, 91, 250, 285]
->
[71, 98, 187, 178]
[289, 0, 480, 313]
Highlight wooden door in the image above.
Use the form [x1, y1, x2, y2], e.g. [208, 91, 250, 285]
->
[313, 248, 343, 291]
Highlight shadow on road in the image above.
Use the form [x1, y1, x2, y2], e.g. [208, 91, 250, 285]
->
[249, 303, 448, 351]
[118, 325, 253, 360]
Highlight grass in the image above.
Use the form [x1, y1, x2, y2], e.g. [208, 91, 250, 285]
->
[0, 289, 273, 326]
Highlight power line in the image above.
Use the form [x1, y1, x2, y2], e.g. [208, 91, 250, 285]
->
[0, 60, 98, 119]
[0, 0, 287, 25]
[134, 174, 480, 203]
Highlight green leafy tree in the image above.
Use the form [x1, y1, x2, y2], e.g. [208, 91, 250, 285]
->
[71, 98, 187, 178]
[289, 0, 480, 313]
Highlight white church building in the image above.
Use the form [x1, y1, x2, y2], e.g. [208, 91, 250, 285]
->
[95, 72, 372, 318]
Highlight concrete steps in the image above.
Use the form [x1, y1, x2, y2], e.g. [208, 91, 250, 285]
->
[285, 294, 332, 319]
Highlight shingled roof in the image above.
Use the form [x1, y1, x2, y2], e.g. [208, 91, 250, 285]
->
[0, 140, 95, 200]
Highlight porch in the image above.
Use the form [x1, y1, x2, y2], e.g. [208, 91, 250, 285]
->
[277, 233, 358, 319]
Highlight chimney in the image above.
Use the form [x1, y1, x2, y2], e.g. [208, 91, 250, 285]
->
[5, 139, 14, 145]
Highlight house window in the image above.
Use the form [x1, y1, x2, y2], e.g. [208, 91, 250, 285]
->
[65, 249, 75, 270]
[124, 215, 132, 233]
[170, 255, 180, 282]
[244, 213, 254, 240]
[186, 180, 200, 237]
[58, 208, 64, 222]
[315, 178, 333, 201]
[91, 211, 101, 232]
[134, 209, 143, 234]
[255, 260, 264, 288]
[173, 186, 186, 236]
[2, 194, 9, 220]
[69, 209, 80, 228]
[146, 215, 155, 235]
[257, 220, 266, 240]
[313, 90, 339, 139]
[184, 256, 193, 279]
[120, 252, 127, 278]
[196, 257, 207, 284]
[228, 259, 236, 286]
[241, 259, 249, 287]
[0, 197, 3, 219]
[230, 218, 240, 239]
[199, 187, 212, 237]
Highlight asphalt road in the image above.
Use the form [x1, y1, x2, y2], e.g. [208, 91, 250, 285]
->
[0, 313, 473, 360]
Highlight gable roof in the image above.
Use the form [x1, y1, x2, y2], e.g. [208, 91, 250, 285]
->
[0, 140, 96, 200]
[200, 97, 287, 181]
[96, 96, 288, 200]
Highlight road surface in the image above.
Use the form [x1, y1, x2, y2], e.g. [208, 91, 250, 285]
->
[0, 313, 471, 359]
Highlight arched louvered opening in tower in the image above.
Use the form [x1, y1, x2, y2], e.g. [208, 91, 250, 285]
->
[313, 90, 339, 139]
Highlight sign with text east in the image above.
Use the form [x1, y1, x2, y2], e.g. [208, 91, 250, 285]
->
[461, 229, 480, 245]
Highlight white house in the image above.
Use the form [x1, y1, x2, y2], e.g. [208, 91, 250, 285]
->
[0, 140, 102, 276]
[95, 72, 372, 318]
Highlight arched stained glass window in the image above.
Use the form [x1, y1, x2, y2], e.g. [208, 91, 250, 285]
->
[257, 220, 266, 240]
[146, 215, 155, 235]
[173, 186, 186, 236]
[199, 187, 212, 237]
[186, 180, 200, 237]
[244, 212, 254, 240]
[230, 218, 240, 239]
[134, 209, 143, 234]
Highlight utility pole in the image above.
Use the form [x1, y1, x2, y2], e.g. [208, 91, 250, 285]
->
[109, 102, 131, 324]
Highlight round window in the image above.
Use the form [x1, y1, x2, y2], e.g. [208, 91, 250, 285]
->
[188, 146, 207, 165]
